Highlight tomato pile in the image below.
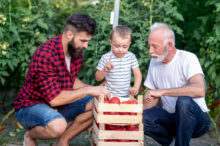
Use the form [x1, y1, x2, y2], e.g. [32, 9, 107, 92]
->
[95, 96, 139, 142]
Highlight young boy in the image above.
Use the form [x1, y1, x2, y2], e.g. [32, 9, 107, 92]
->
[95, 25, 142, 100]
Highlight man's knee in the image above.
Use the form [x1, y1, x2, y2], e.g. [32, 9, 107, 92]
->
[86, 99, 94, 111]
[47, 118, 67, 138]
[176, 96, 193, 113]
[75, 111, 93, 123]
[143, 108, 158, 124]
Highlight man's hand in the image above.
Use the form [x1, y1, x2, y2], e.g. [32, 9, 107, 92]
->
[128, 87, 138, 96]
[144, 89, 164, 103]
[99, 81, 106, 86]
[88, 86, 110, 99]
[104, 56, 114, 72]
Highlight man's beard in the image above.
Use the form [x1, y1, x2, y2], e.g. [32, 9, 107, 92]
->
[151, 46, 168, 63]
[67, 39, 84, 60]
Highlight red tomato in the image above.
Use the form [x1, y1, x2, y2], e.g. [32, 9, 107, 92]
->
[141, 86, 146, 92]
[115, 126, 126, 131]
[119, 139, 130, 142]
[104, 97, 109, 103]
[0, 125, 2, 132]
[94, 107, 98, 113]
[109, 97, 120, 104]
[129, 100, 138, 104]
[126, 124, 138, 131]
[130, 112, 137, 115]
[121, 101, 130, 104]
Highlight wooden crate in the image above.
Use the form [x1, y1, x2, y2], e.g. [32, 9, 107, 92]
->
[92, 95, 144, 146]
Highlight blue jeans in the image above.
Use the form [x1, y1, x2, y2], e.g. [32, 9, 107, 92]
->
[143, 96, 210, 146]
[15, 95, 93, 129]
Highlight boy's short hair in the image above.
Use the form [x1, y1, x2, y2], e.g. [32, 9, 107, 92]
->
[65, 13, 96, 35]
[111, 25, 132, 41]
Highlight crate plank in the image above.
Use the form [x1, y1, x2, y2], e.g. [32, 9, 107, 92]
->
[94, 97, 143, 113]
[93, 121, 144, 140]
[92, 132, 144, 146]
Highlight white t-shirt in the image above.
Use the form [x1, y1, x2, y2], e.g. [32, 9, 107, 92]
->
[97, 51, 139, 97]
[65, 56, 71, 72]
[144, 49, 209, 113]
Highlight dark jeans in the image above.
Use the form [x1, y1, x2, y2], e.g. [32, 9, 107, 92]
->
[143, 96, 210, 146]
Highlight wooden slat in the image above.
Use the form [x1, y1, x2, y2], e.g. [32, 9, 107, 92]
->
[137, 95, 143, 104]
[95, 114, 142, 124]
[98, 130, 144, 140]
[93, 108, 98, 122]
[93, 132, 143, 146]
[94, 96, 143, 113]
[94, 121, 144, 140]
[98, 103, 143, 113]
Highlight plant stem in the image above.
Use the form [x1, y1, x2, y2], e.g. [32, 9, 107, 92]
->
[9, 0, 11, 29]
[208, 113, 220, 144]
[28, 0, 32, 10]
[149, 0, 154, 26]
[0, 108, 15, 125]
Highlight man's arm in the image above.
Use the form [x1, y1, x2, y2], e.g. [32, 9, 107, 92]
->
[146, 74, 205, 99]
[49, 86, 110, 107]
[73, 78, 90, 89]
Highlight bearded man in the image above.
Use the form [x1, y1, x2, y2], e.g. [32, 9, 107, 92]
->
[14, 14, 110, 146]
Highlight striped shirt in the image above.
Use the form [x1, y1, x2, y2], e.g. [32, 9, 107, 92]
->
[97, 51, 139, 97]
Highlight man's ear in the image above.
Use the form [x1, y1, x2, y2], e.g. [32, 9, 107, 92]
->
[167, 41, 173, 50]
[66, 31, 74, 41]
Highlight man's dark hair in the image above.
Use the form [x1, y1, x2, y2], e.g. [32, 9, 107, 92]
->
[65, 14, 96, 35]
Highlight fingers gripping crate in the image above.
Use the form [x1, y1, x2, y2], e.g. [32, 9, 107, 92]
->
[91, 95, 144, 146]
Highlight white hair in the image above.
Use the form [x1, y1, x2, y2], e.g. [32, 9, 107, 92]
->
[150, 22, 175, 46]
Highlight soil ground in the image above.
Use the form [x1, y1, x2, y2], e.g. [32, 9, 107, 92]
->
[0, 113, 219, 146]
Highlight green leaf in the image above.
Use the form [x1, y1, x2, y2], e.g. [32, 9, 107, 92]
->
[1, 71, 9, 77]
[204, 61, 212, 68]
[0, 76, 5, 85]
[38, 34, 47, 43]
[215, 3, 220, 12]
[37, 19, 48, 30]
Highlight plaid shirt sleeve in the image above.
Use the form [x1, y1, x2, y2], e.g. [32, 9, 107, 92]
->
[34, 47, 62, 103]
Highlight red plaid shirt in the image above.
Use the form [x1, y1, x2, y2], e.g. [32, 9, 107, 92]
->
[14, 34, 82, 111]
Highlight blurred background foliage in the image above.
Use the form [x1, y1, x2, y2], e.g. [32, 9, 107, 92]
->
[0, 0, 219, 136]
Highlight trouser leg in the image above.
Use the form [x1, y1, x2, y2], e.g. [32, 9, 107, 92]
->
[175, 96, 210, 146]
[143, 107, 175, 146]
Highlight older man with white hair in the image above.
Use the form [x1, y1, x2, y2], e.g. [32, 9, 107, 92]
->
[143, 22, 210, 146]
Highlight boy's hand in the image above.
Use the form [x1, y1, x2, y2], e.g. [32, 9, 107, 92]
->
[128, 87, 138, 96]
[104, 56, 114, 72]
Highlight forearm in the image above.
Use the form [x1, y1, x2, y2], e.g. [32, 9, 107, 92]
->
[133, 67, 142, 89]
[95, 70, 107, 81]
[163, 74, 205, 98]
[143, 98, 159, 110]
[73, 78, 90, 89]
[162, 84, 205, 98]
[50, 87, 92, 107]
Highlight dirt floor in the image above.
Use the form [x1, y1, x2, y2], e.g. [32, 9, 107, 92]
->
[0, 112, 219, 146]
